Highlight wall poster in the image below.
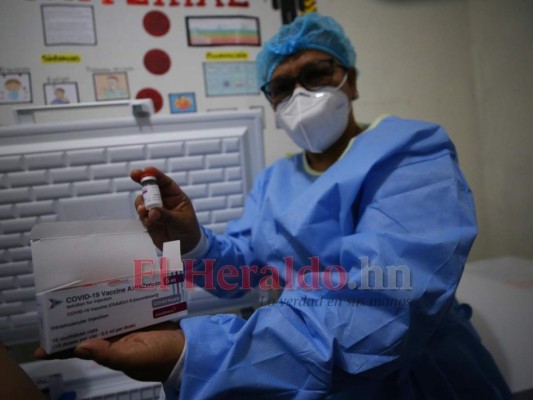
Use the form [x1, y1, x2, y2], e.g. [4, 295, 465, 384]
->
[169, 92, 197, 114]
[186, 16, 260, 47]
[43, 82, 79, 105]
[42, 5, 97, 46]
[93, 72, 130, 101]
[203, 61, 259, 96]
[0, 73, 32, 104]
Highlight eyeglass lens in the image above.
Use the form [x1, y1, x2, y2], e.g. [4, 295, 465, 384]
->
[264, 59, 337, 104]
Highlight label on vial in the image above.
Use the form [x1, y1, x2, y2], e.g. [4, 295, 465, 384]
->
[142, 184, 162, 209]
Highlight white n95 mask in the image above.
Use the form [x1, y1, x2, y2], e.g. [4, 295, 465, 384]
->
[275, 73, 350, 153]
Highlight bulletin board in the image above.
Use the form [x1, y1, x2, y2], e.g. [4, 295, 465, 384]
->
[0, 0, 289, 126]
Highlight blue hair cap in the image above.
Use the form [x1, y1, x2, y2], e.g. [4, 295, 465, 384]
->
[257, 13, 356, 87]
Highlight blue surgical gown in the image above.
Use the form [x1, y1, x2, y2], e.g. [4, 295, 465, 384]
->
[170, 116, 510, 399]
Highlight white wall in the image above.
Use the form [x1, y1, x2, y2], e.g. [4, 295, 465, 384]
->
[467, 0, 533, 260]
[303, 0, 533, 261]
[317, 0, 487, 258]
[0, 0, 531, 261]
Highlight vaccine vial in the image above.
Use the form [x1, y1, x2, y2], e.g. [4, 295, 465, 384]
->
[140, 173, 163, 210]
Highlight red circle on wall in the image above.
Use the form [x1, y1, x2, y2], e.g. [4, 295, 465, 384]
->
[136, 88, 163, 113]
[143, 11, 170, 37]
[144, 49, 171, 75]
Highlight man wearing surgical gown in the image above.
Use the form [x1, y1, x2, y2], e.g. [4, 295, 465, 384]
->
[42, 12, 511, 399]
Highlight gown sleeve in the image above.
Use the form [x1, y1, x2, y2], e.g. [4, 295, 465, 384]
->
[182, 169, 269, 298]
[171, 126, 478, 399]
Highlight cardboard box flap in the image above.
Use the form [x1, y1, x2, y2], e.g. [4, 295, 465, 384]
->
[31, 220, 157, 294]
[31, 220, 146, 240]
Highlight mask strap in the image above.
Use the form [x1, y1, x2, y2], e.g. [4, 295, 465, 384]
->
[335, 71, 349, 90]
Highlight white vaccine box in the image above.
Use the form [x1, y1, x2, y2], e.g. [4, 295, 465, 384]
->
[31, 220, 187, 354]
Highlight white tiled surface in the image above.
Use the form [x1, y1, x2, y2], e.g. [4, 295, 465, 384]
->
[0, 111, 265, 345]
[22, 358, 162, 400]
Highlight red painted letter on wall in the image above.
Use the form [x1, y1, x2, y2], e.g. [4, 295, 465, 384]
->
[194, 0, 225, 7]
[228, 0, 249, 7]
[127, 0, 150, 5]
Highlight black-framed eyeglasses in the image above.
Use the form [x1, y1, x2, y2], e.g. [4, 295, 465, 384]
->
[261, 58, 347, 105]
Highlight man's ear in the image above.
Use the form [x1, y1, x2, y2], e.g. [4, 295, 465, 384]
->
[348, 67, 358, 100]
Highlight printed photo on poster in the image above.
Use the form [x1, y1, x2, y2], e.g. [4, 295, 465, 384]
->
[186, 16, 260, 47]
[203, 62, 259, 96]
[169, 92, 196, 114]
[93, 72, 129, 101]
[43, 82, 79, 105]
[42, 5, 97, 46]
[0, 73, 32, 104]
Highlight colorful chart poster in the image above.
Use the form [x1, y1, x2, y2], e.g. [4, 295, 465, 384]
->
[186, 16, 260, 47]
